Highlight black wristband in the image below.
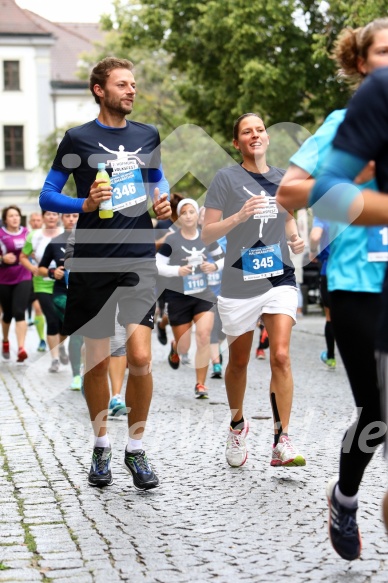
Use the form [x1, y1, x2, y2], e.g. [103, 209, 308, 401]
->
[48, 268, 56, 279]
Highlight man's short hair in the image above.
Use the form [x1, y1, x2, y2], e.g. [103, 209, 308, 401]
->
[89, 57, 134, 104]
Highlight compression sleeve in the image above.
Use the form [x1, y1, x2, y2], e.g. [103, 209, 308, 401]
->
[155, 252, 180, 277]
[215, 258, 224, 271]
[148, 163, 170, 199]
[309, 148, 367, 223]
[40, 169, 85, 213]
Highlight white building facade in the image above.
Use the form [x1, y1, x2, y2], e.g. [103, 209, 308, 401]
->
[1, 0, 101, 217]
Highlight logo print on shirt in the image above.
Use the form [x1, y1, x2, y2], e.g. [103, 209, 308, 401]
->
[98, 142, 145, 174]
[243, 185, 278, 237]
[97, 142, 147, 211]
[181, 245, 206, 274]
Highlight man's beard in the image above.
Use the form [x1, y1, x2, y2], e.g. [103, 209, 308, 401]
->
[104, 94, 133, 116]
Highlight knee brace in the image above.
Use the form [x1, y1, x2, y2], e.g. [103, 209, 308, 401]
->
[127, 359, 152, 376]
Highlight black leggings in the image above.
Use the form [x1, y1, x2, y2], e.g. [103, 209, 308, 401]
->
[0, 280, 32, 323]
[36, 292, 61, 336]
[53, 293, 84, 376]
[330, 290, 385, 496]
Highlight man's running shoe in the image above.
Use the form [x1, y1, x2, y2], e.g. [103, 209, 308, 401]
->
[211, 363, 222, 378]
[181, 353, 191, 365]
[326, 477, 361, 561]
[270, 435, 306, 467]
[2, 341, 10, 360]
[195, 383, 209, 399]
[17, 347, 28, 363]
[320, 351, 336, 370]
[88, 446, 113, 487]
[48, 359, 60, 373]
[37, 339, 47, 352]
[256, 348, 266, 360]
[156, 322, 167, 345]
[59, 345, 69, 365]
[109, 395, 127, 416]
[168, 342, 180, 370]
[226, 421, 249, 467]
[260, 326, 269, 349]
[70, 375, 82, 391]
[124, 449, 159, 490]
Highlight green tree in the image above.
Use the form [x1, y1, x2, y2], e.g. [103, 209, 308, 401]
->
[105, 0, 388, 145]
[106, 0, 328, 141]
[39, 0, 385, 196]
[311, 0, 388, 115]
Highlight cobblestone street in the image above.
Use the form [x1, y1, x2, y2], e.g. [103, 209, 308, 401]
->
[0, 313, 387, 582]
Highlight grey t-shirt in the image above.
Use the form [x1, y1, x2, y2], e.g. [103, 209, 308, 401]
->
[205, 164, 295, 299]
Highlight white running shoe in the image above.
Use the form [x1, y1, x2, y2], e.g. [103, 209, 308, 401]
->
[225, 421, 249, 467]
[181, 353, 191, 365]
[48, 359, 60, 373]
[271, 435, 306, 467]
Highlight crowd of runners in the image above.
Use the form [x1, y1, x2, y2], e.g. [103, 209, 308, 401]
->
[1, 15, 388, 567]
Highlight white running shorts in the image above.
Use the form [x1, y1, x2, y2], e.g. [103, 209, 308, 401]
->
[218, 285, 298, 337]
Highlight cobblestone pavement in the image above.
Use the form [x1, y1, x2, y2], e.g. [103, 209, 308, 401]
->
[0, 311, 387, 582]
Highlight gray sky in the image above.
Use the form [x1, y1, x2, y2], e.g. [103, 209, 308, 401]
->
[15, 0, 114, 23]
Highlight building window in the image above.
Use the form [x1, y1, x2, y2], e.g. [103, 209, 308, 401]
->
[3, 61, 20, 91]
[4, 126, 24, 168]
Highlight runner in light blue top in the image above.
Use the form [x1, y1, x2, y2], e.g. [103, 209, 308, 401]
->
[276, 19, 388, 563]
[289, 108, 385, 293]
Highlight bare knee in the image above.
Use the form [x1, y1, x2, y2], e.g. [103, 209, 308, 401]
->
[270, 349, 290, 372]
[196, 329, 211, 347]
[228, 352, 250, 371]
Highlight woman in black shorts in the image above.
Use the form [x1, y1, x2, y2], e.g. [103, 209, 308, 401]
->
[156, 198, 224, 398]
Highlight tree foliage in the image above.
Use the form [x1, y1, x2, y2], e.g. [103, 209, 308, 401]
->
[105, 0, 386, 145]
[39, 0, 384, 196]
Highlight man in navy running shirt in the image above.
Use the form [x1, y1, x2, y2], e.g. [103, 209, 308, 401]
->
[40, 57, 171, 491]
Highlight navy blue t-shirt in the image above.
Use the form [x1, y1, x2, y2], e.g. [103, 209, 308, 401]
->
[334, 67, 388, 194]
[205, 164, 295, 299]
[52, 119, 161, 264]
[333, 67, 388, 351]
